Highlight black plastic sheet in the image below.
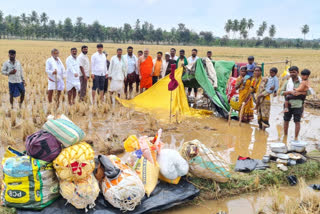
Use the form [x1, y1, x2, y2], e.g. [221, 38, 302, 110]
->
[17, 178, 199, 214]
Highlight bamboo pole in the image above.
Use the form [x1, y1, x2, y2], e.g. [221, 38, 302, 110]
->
[228, 107, 232, 127]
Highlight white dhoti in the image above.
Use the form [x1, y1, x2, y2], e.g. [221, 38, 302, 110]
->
[109, 80, 123, 94]
[66, 80, 81, 92]
[48, 80, 65, 91]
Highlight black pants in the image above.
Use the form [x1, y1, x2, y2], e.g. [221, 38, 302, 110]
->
[152, 76, 159, 85]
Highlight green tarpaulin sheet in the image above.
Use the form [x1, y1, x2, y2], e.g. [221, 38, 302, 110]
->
[182, 59, 238, 118]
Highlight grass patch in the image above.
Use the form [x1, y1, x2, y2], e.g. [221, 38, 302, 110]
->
[0, 207, 16, 214]
[189, 160, 320, 200]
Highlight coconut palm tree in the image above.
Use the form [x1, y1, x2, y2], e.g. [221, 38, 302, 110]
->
[231, 19, 239, 39]
[301, 24, 309, 40]
[269, 25, 276, 38]
[239, 18, 247, 39]
[247, 18, 254, 38]
[224, 19, 233, 38]
[40, 12, 48, 25]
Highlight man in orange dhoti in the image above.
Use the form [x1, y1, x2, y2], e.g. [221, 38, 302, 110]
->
[138, 49, 153, 93]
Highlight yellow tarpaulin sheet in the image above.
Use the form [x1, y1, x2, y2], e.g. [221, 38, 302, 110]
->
[117, 67, 211, 121]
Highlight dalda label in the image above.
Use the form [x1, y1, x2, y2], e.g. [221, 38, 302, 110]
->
[7, 190, 26, 198]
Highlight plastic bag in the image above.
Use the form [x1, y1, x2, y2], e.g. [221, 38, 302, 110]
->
[157, 149, 189, 180]
[159, 173, 181, 184]
[180, 140, 231, 183]
[1, 147, 59, 210]
[53, 142, 95, 181]
[60, 174, 99, 210]
[42, 114, 85, 147]
[123, 135, 140, 152]
[101, 155, 145, 211]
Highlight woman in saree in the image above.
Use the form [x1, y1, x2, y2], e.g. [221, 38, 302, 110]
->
[235, 66, 254, 123]
[251, 66, 270, 130]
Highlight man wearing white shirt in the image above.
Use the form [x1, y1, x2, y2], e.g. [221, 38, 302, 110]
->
[45, 48, 66, 104]
[170, 48, 178, 61]
[187, 49, 199, 98]
[77, 45, 90, 100]
[66, 48, 81, 105]
[91, 43, 108, 103]
[124, 46, 138, 99]
[108, 48, 127, 102]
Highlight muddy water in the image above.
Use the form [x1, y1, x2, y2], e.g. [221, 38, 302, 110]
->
[1, 94, 320, 213]
[164, 179, 320, 214]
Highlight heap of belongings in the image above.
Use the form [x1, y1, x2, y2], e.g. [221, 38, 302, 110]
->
[4, 116, 232, 213]
[266, 141, 308, 171]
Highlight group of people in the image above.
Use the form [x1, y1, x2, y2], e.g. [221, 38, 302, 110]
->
[235, 56, 311, 140]
[1, 47, 311, 140]
[44, 44, 209, 105]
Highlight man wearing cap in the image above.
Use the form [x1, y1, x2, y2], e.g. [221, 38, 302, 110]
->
[187, 49, 199, 98]
[2, 49, 25, 109]
[124, 46, 138, 99]
[163, 52, 176, 76]
[151, 52, 164, 84]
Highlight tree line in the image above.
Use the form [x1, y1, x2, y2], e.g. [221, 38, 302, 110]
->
[0, 10, 319, 49]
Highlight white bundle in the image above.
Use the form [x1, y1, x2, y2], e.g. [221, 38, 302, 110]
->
[158, 149, 189, 180]
[101, 168, 145, 212]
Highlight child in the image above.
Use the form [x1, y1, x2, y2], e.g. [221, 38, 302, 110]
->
[254, 67, 279, 110]
[284, 69, 310, 112]
[246, 56, 256, 77]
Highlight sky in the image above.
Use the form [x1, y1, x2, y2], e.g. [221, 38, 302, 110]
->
[0, 0, 319, 39]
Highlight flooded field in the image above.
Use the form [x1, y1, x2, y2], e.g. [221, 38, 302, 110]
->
[1, 40, 320, 213]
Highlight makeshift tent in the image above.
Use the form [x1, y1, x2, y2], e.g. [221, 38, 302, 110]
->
[117, 68, 211, 121]
[118, 59, 237, 119]
[183, 59, 237, 118]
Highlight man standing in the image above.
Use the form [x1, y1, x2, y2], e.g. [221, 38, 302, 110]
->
[187, 49, 199, 98]
[281, 66, 309, 140]
[207, 51, 213, 60]
[138, 49, 153, 93]
[108, 48, 127, 102]
[91, 44, 108, 103]
[124, 46, 138, 99]
[66, 48, 81, 105]
[2, 50, 25, 109]
[135, 50, 143, 93]
[103, 51, 111, 95]
[163, 52, 176, 76]
[176, 49, 188, 68]
[77, 45, 90, 100]
[46, 48, 65, 104]
[151, 52, 164, 84]
[170, 48, 178, 60]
